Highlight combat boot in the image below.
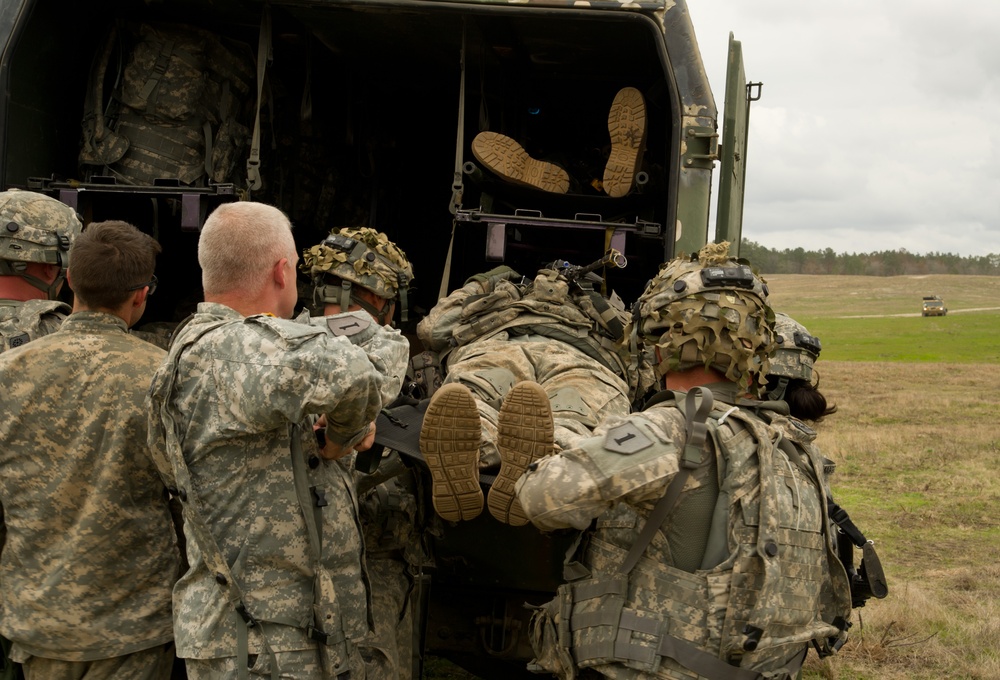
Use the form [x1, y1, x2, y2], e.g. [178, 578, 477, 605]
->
[471, 131, 570, 194]
[420, 383, 484, 522]
[489, 381, 554, 526]
[602, 86, 646, 197]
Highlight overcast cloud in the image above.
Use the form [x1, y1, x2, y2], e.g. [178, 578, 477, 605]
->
[692, 0, 1000, 257]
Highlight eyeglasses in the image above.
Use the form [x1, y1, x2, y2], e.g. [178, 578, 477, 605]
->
[126, 274, 158, 296]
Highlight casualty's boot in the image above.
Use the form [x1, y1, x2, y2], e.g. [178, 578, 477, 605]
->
[471, 131, 570, 194]
[489, 381, 554, 526]
[602, 86, 647, 197]
[420, 383, 484, 522]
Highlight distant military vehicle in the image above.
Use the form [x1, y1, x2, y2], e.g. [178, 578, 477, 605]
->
[922, 295, 947, 316]
[0, 0, 758, 677]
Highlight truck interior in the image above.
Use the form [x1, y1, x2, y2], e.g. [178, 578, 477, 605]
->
[2, 0, 679, 333]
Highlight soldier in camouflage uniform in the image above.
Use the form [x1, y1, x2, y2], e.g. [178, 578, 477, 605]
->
[510, 243, 853, 680]
[416, 257, 653, 526]
[0, 190, 83, 680]
[0, 220, 179, 680]
[147, 202, 409, 680]
[0, 189, 82, 352]
[766, 312, 836, 422]
[301, 227, 425, 680]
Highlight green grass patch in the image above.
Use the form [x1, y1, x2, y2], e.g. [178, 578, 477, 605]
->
[795, 313, 1000, 362]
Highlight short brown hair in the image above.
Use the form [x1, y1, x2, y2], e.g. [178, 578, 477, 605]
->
[68, 221, 162, 309]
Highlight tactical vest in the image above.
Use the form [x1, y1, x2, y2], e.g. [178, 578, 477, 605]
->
[531, 390, 852, 680]
[448, 270, 632, 383]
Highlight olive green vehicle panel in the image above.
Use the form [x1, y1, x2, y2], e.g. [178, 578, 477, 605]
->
[716, 32, 750, 257]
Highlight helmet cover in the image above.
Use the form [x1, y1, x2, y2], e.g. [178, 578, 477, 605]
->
[0, 189, 82, 268]
[634, 241, 775, 393]
[301, 227, 413, 302]
[769, 312, 821, 382]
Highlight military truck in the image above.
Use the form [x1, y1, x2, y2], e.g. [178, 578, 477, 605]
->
[922, 295, 947, 317]
[0, 0, 757, 677]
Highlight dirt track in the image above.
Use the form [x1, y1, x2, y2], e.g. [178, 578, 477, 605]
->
[838, 306, 1000, 319]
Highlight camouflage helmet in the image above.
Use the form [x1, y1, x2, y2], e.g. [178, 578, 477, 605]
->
[301, 227, 414, 323]
[0, 189, 83, 299]
[766, 312, 822, 400]
[633, 241, 775, 394]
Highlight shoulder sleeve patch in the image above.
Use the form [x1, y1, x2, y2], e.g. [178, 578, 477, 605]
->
[6, 332, 30, 349]
[327, 314, 372, 337]
[603, 422, 654, 455]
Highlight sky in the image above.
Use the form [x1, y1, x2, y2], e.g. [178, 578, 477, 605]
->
[690, 0, 1000, 258]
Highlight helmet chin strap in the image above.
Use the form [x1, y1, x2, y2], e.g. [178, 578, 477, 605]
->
[316, 277, 394, 325]
[767, 376, 790, 402]
[0, 260, 65, 300]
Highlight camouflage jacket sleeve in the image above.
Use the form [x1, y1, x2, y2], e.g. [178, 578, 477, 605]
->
[515, 406, 688, 531]
[309, 311, 411, 407]
[243, 313, 409, 447]
[416, 280, 484, 351]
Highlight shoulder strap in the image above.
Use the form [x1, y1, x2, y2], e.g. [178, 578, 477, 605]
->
[618, 387, 714, 575]
[152, 318, 283, 680]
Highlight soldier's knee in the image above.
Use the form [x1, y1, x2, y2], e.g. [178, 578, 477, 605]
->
[455, 367, 516, 411]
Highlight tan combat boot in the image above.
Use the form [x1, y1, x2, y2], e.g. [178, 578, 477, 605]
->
[603, 87, 647, 198]
[471, 131, 570, 194]
[420, 383, 484, 522]
[489, 381, 554, 526]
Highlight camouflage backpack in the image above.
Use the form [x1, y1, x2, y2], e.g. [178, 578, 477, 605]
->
[79, 21, 256, 187]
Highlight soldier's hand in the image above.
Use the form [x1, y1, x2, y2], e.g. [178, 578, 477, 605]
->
[317, 420, 376, 461]
[354, 421, 377, 453]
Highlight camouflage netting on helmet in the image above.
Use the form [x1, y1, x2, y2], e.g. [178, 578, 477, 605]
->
[634, 241, 775, 394]
[770, 312, 821, 382]
[0, 189, 83, 268]
[301, 226, 413, 301]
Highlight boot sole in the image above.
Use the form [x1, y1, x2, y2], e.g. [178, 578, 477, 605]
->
[471, 131, 570, 194]
[420, 383, 484, 522]
[489, 381, 554, 526]
[603, 87, 647, 198]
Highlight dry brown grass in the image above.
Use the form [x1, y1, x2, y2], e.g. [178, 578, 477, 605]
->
[800, 363, 1000, 679]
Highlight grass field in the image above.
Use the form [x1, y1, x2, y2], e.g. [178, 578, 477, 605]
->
[769, 275, 1000, 679]
[428, 274, 1000, 680]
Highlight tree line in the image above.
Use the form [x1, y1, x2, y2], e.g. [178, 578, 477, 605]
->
[739, 240, 1000, 276]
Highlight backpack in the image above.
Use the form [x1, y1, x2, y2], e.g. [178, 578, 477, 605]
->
[79, 21, 256, 187]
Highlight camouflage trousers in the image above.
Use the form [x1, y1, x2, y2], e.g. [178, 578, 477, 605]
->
[358, 556, 415, 680]
[184, 644, 365, 680]
[14, 642, 174, 680]
[445, 336, 631, 467]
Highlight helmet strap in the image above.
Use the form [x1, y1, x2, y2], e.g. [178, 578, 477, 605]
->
[0, 259, 65, 300]
[339, 280, 352, 315]
[767, 376, 790, 402]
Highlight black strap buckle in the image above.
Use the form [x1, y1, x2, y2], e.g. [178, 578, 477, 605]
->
[235, 603, 258, 628]
[306, 624, 332, 645]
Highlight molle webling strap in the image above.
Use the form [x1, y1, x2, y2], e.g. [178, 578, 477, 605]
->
[618, 387, 714, 576]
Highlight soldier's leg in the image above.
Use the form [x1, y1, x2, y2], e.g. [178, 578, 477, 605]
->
[440, 341, 534, 467]
[184, 648, 330, 680]
[528, 342, 631, 448]
[19, 643, 174, 680]
[358, 556, 411, 679]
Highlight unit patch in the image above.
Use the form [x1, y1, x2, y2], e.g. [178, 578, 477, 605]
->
[603, 422, 653, 455]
